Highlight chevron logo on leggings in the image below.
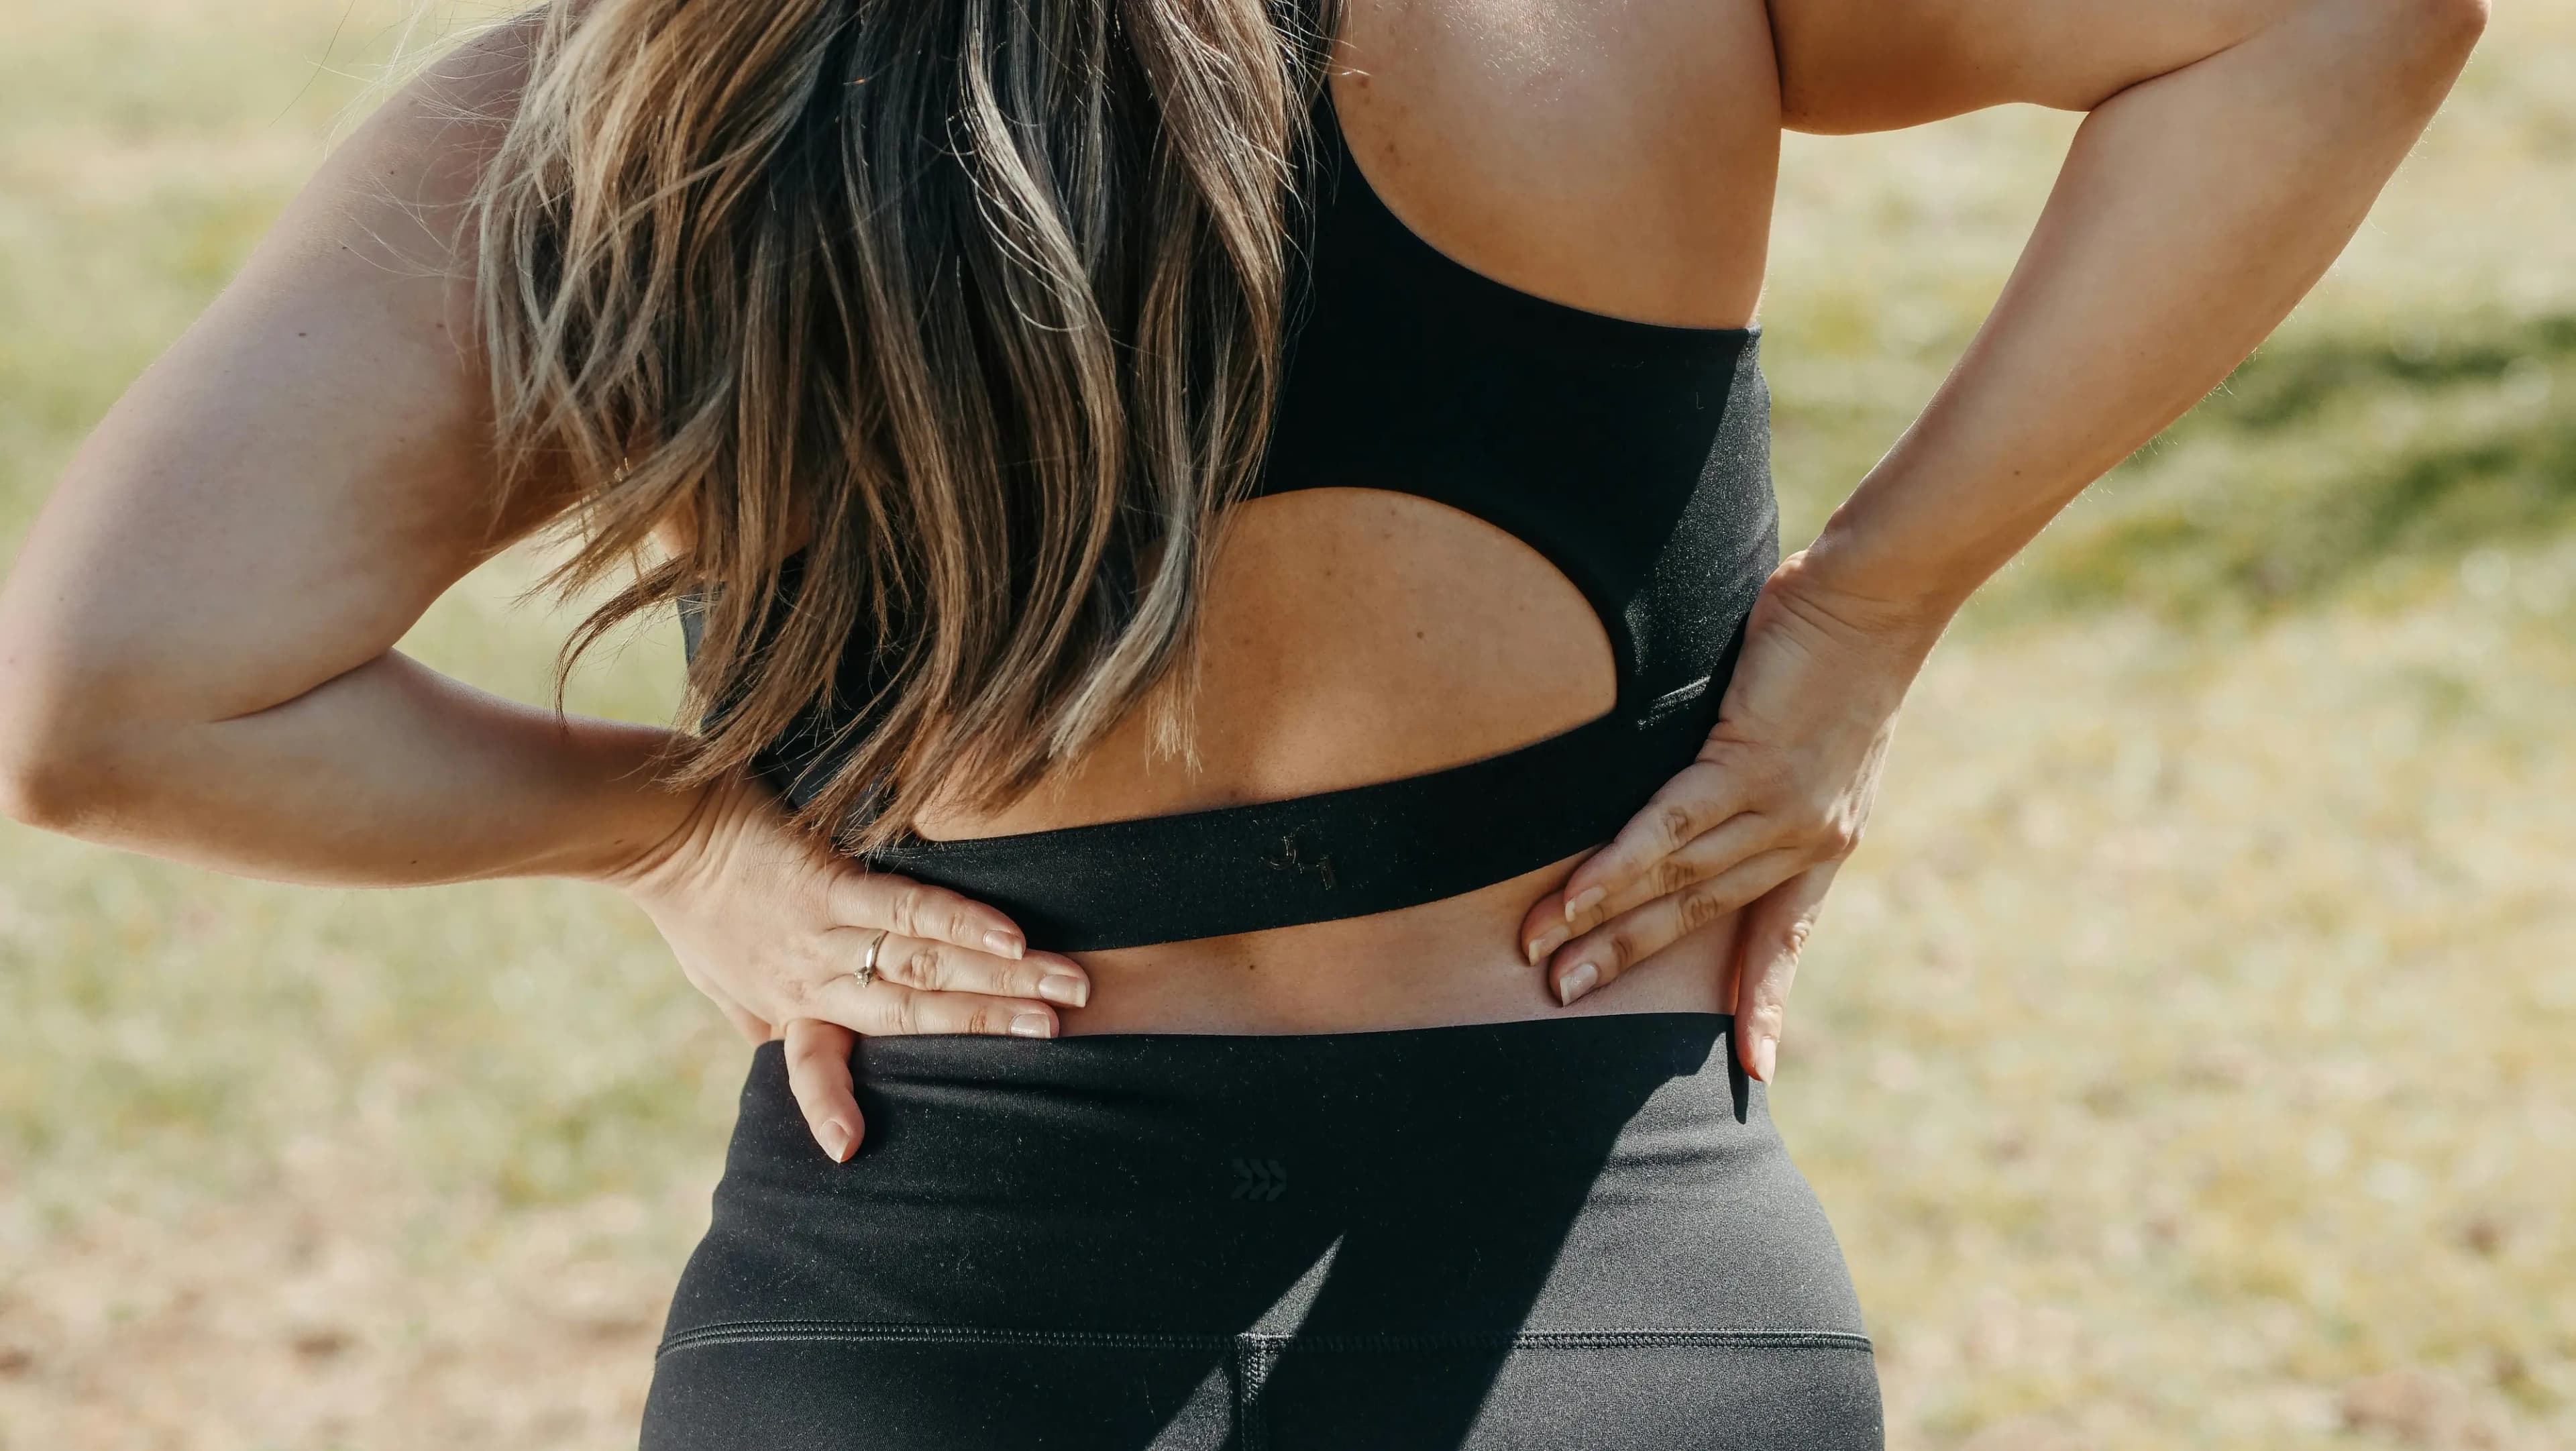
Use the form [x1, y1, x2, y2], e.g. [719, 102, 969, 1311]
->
[1229, 1158, 1289, 1201]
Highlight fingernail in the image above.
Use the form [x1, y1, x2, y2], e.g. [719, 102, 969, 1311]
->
[1010, 1012, 1055, 1038]
[1037, 972, 1089, 1008]
[984, 930, 1026, 959]
[1556, 961, 1599, 1006]
[1564, 888, 1605, 924]
[1523, 926, 1568, 967]
[1754, 1036, 1778, 1081]
[819, 1120, 854, 1163]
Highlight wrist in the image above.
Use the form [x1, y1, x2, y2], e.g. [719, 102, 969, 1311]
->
[578, 773, 718, 896]
[1765, 543, 1957, 669]
[529, 722, 718, 890]
[1795, 477, 2008, 637]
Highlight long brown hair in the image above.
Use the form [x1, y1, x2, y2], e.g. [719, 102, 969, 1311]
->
[468, 0, 1336, 848]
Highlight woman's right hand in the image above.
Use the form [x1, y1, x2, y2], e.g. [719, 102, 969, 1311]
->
[602, 769, 1089, 1162]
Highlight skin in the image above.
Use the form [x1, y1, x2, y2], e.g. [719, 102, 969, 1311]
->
[0, 0, 2483, 1163]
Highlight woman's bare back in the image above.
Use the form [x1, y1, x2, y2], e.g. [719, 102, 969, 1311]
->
[910, 1, 1787, 1030]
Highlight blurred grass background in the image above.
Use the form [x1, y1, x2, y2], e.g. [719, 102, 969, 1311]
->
[0, 2, 2569, 1448]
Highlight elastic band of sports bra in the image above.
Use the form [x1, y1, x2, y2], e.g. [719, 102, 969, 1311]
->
[863, 623, 1746, 953]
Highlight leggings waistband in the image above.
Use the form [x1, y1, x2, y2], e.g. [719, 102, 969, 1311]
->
[662, 1011, 1864, 1341]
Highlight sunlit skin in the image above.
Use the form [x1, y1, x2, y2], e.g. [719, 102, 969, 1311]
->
[0, 0, 2483, 1161]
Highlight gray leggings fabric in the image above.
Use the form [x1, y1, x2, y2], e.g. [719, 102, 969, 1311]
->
[641, 1012, 1883, 1449]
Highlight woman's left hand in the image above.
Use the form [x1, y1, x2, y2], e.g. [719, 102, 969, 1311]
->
[1515, 547, 1947, 1083]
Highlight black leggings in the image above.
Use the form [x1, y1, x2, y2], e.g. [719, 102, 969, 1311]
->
[641, 1012, 1883, 1449]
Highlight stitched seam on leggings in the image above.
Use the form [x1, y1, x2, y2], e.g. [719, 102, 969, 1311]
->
[655, 1321, 1874, 1358]
[1235, 1336, 1278, 1451]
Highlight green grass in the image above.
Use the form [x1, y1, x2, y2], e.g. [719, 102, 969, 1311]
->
[2004, 312, 2576, 621]
[1, 2, 2571, 1448]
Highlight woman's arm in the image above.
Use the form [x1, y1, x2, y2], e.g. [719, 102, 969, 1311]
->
[0, 32, 672, 884]
[0, 30, 1089, 1154]
[1521, 0, 2486, 1076]
[1771, 0, 2490, 616]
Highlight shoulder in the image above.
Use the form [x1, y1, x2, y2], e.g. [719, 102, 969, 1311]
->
[159, 11, 574, 552]
[294, 13, 550, 280]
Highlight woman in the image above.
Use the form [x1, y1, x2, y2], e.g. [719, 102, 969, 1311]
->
[0, 0, 2479, 1444]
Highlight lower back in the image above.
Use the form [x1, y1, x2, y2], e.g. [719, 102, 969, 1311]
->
[1055, 851, 1741, 1035]
[900, 21, 1782, 1031]
[910, 488, 1740, 1033]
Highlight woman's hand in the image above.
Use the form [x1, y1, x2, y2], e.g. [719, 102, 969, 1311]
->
[1515, 548, 1947, 1083]
[604, 769, 1089, 1162]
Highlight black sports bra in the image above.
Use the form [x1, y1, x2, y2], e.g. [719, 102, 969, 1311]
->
[684, 80, 1779, 951]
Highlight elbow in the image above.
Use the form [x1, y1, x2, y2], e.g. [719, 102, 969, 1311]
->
[2414, 0, 2491, 42]
[0, 714, 113, 835]
[2407, 0, 2489, 58]
[2352, 0, 2489, 79]
[0, 669, 131, 834]
[0, 744, 99, 833]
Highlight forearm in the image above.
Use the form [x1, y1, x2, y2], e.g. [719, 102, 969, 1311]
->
[1805, 0, 2483, 620]
[8, 649, 708, 889]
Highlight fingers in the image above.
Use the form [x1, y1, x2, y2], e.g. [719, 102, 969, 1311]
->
[724, 865, 1094, 1044]
[1523, 808, 1775, 965]
[1730, 863, 1837, 1083]
[1552, 759, 1760, 932]
[806, 970, 1066, 1040]
[1543, 847, 1806, 1006]
[782, 1018, 864, 1162]
[828, 869, 1031, 961]
[1542, 732, 1873, 965]
[829, 927, 1089, 1008]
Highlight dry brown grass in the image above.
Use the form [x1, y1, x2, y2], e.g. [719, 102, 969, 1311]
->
[2, 2, 2569, 1447]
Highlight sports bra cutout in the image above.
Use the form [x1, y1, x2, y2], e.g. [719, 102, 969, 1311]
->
[682, 72, 1780, 951]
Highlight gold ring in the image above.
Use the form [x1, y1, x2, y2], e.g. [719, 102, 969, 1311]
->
[853, 927, 890, 988]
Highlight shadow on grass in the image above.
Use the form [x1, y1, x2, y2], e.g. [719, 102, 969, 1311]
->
[2198, 313, 2576, 435]
[1989, 313, 2576, 622]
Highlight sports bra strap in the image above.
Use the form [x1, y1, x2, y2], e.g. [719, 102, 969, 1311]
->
[864, 616, 1744, 951]
[688, 68, 1780, 953]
